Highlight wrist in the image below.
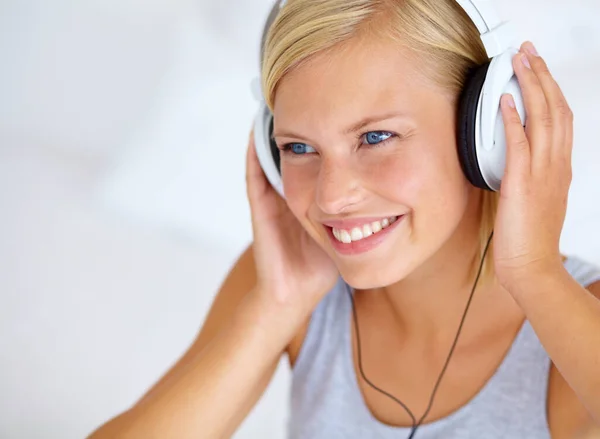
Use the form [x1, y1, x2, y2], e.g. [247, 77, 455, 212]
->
[503, 263, 571, 302]
[499, 256, 566, 293]
[232, 288, 309, 350]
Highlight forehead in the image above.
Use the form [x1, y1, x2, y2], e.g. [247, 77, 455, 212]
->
[273, 35, 440, 119]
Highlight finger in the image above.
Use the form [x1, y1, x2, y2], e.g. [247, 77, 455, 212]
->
[501, 93, 531, 184]
[564, 112, 573, 170]
[521, 42, 574, 165]
[513, 49, 552, 169]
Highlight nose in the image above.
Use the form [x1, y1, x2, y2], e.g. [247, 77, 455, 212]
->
[315, 158, 365, 215]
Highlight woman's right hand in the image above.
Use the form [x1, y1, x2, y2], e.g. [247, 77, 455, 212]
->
[245, 130, 340, 315]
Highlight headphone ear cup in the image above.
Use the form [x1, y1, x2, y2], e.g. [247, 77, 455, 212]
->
[268, 117, 281, 175]
[457, 62, 493, 191]
[253, 103, 285, 197]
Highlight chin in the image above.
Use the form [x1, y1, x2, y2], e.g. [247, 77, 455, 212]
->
[338, 265, 405, 291]
[335, 253, 417, 290]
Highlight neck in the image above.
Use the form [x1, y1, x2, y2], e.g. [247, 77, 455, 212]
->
[358, 191, 518, 345]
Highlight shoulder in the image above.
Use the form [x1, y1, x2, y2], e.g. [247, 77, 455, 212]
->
[587, 280, 600, 299]
[287, 319, 311, 367]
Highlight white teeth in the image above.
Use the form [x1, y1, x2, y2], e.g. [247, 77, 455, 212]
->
[350, 227, 363, 241]
[340, 229, 352, 244]
[332, 216, 399, 244]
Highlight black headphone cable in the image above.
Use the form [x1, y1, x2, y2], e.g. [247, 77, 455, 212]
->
[346, 231, 495, 439]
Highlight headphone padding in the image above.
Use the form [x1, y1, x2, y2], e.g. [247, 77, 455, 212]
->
[268, 116, 281, 175]
[457, 62, 492, 191]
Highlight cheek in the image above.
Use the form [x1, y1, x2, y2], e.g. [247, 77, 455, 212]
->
[367, 149, 438, 204]
[373, 143, 470, 218]
[375, 156, 425, 195]
[408, 147, 472, 231]
[281, 165, 314, 216]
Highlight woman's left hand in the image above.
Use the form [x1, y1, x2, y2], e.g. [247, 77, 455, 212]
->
[493, 41, 574, 291]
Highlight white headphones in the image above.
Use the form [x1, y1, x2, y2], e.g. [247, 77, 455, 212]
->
[252, 0, 527, 197]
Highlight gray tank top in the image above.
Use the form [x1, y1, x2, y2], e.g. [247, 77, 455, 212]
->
[288, 256, 600, 438]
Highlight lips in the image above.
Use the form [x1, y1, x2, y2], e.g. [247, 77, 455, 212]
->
[322, 215, 402, 230]
[331, 216, 399, 243]
[325, 214, 405, 256]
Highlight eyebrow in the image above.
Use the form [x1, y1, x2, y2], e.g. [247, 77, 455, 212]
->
[272, 111, 409, 140]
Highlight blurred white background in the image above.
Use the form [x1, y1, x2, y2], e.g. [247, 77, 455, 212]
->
[0, 0, 599, 438]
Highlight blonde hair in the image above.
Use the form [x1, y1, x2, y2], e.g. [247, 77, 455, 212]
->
[261, 0, 500, 286]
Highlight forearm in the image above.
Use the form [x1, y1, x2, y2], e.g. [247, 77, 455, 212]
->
[508, 268, 600, 421]
[89, 289, 304, 439]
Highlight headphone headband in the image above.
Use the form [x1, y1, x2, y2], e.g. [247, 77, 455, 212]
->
[456, 0, 517, 57]
[456, 0, 500, 33]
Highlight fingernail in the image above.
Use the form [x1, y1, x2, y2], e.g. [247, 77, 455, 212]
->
[505, 94, 515, 109]
[521, 53, 531, 69]
[525, 41, 539, 57]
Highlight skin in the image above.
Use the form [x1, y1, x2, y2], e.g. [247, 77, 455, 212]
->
[272, 34, 600, 435]
[85, 29, 599, 439]
[274, 35, 516, 349]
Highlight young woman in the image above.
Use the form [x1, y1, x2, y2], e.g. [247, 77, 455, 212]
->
[88, 0, 600, 438]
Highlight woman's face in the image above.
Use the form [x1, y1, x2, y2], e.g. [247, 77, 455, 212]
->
[272, 35, 478, 289]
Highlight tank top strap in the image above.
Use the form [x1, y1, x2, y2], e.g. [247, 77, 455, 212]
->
[290, 276, 351, 389]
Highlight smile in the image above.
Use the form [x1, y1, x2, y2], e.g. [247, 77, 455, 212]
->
[324, 215, 405, 256]
[332, 216, 399, 243]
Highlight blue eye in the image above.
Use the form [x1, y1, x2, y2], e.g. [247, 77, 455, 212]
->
[281, 143, 316, 155]
[364, 131, 394, 145]
[279, 130, 396, 156]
